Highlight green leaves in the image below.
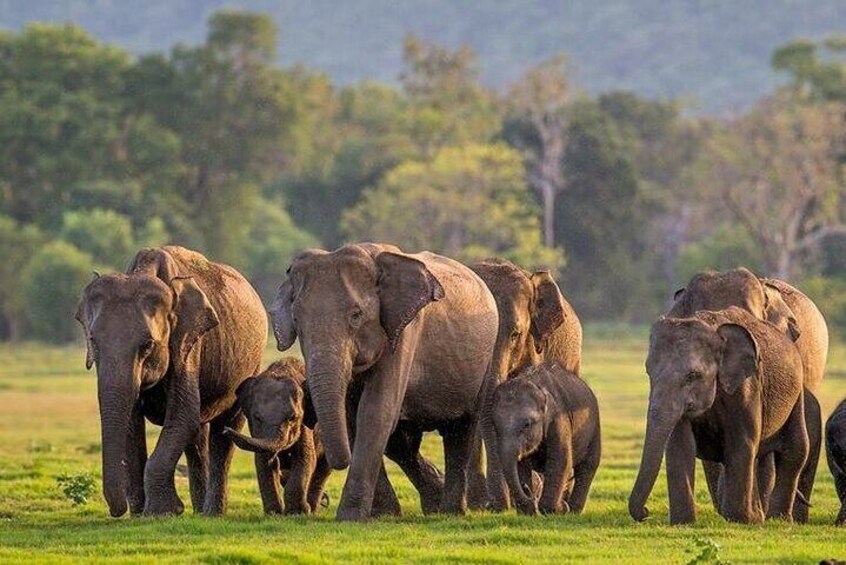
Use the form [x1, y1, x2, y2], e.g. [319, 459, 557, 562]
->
[342, 143, 563, 271]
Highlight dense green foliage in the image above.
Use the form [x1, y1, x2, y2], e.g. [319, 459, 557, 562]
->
[2, 12, 846, 340]
[3, 1, 846, 113]
[2, 339, 846, 562]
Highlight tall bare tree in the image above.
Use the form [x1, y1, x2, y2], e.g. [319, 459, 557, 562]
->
[506, 56, 571, 247]
[699, 95, 846, 280]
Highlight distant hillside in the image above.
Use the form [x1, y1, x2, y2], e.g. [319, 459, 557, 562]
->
[1, 1, 844, 113]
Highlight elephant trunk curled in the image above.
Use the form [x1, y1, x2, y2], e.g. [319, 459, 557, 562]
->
[500, 443, 536, 515]
[629, 399, 681, 521]
[97, 358, 141, 518]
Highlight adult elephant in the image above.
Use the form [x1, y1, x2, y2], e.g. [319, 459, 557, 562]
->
[669, 267, 828, 521]
[629, 307, 809, 524]
[75, 246, 267, 517]
[269, 243, 498, 521]
[469, 258, 582, 510]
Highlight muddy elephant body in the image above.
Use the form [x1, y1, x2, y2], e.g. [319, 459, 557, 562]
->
[630, 307, 808, 524]
[269, 243, 498, 520]
[669, 268, 827, 521]
[470, 258, 582, 510]
[493, 361, 600, 515]
[224, 358, 331, 515]
[825, 398, 846, 525]
[75, 246, 267, 517]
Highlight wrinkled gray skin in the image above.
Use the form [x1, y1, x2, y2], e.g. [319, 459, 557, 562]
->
[269, 243, 498, 521]
[670, 268, 828, 522]
[630, 307, 808, 524]
[469, 258, 582, 511]
[493, 361, 600, 516]
[223, 358, 331, 515]
[825, 398, 846, 525]
[75, 246, 267, 517]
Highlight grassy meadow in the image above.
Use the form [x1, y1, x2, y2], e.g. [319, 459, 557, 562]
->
[1, 327, 846, 563]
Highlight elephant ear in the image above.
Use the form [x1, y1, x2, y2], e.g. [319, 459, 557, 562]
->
[762, 282, 801, 342]
[530, 271, 566, 354]
[75, 273, 103, 370]
[271, 277, 297, 351]
[235, 377, 256, 412]
[376, 252, 445, 352]
[75, 299, 97, 370]
[716, 323, 759, 395]
[169, 276, 219, 366]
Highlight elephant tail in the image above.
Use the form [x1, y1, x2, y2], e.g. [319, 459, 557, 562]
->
[794, 488, 812, 507]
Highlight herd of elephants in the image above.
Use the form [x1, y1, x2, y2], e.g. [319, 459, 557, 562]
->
[72, 243, 846, 525]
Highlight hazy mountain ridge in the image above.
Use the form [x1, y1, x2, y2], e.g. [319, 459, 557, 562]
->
[0, 1, 844, 112]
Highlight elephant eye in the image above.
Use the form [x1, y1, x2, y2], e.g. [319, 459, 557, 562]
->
[686, 371, 702, 383]
[139, 339, 155, 358]
[349, 307, 364, 325]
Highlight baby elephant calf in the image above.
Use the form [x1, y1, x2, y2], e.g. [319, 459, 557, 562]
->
[826, 398, 846, 525]
[493, 361, 601, 515]
[224, 358, 330, 515]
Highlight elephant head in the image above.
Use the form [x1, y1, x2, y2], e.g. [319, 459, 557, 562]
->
[671, 268, 800, 341]
[224, 358, 311, 455]
[629, 309, 759, 521]
[492, 375, 549, 515]
[267, 245, 443, 470]
[472, 259, 567, 380]
[75, 271, 218, 517]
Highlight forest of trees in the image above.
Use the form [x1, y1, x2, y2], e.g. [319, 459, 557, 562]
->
[2, 11, 846, 342]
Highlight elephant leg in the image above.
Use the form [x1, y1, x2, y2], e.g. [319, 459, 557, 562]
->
[126, 405, 148, 516]
[254, 452, 283, 515]
[143, 381, 201, 516]
[283, 435, 317, 515]
[794, 390, 821, 524]
[307, 455, 332, 514]
[721, 441, 761, 524]
[385, 424, 444, 515]
[702, 460, 723, 514]
[768, 399, 808, 522]
[203, 408, 244, 516]
[439, 416, 475, 515]
[666, 419, 696, 524]
[479, 377, 509, 512]
[337, 373, 410, 521]
[184, 422, 209, 513]
[539, 441, 571, 515]
[370, 463, 402, 517]
[568, 434, 601, 514]
[756, 454, 775, 516]
[465, 430, 487, 511]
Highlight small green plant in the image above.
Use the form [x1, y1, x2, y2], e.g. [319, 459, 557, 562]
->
[686, 537, 729, 565]
[56, 472, 96, 506]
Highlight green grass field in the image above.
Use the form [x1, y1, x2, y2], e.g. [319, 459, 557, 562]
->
[1, 330, 846, 564]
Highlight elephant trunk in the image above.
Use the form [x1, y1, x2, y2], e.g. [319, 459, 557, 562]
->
[628, 398, 681, 522]
[224, 427, 287, 454]
[479, 354, 513, 510]
[307, 363, 351, 470]
[97, 358, 141, 518]
[500, 443, 536, 515]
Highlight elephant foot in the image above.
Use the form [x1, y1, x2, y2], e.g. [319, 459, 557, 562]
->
[515, 500, 539, 516]
[283, 501, 312, 516]
[337, 505, 371, 522]
[540, 499, 569, 515]
[835, 504, 846, 526]
[143, 494, 184, 517]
